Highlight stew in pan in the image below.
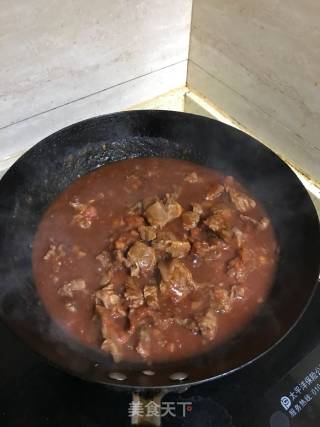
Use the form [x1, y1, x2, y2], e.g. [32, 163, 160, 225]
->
[32, 157, 278, 364]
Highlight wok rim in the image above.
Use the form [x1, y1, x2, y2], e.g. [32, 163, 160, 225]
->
[0, 109, 319, 390]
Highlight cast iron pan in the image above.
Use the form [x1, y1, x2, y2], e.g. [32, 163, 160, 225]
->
[0, 110, 319, 393]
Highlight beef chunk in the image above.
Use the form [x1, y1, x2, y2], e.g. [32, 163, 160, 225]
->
[115, 230, 139, 251]
[43, 244, 58, 261]
[204, 214, 224, 233]
[153, 235, 191, 259]
[143, 285, 159, 309]
[124, 215, 145, 229]
[204, 204, 235, 240]
[211, 288, 232, 313]
[193, 239, 228, 260]
[226, 184, 256, 213]
[182, 211, 200, 230]
[154, 230, 178, 242]
[101, 338, 124, 363]
[240, 214, 270, 231]
[189, 227, 202, 242]
[65, 301, 77, 312]
[227, 248, 257, 282]
[144, 195, 182, 228]
[175, 317, 200, 335]
[128, 306, 159, 334]
[142, 196, 157, 210]
[138, 225, 157, 241]
[165, 240, 191, 258]
[58, 279, 86, 298]
[125, 277, 144, 308]
[96, 284, 126, 316]
[196, 309, 218, 340]
[193, 241, 214, 257]
[184, 172, 199, 183]
[100, 270, 113, 286]
[240, 214, 259, 226]
[205, 184, 225, 201]
[114, 250, 131, 269]
[96, 306, 129, 362]
[258, 217, 270, 231]
[230, 285, 245, 300]
[128, 200, 143, 215]
[191, 203, 204, 215]
[232, 227, 246, 248]
[127, 241, 156, 276]
[152, 230, 190, 258]
[96, 250, 112, 270]
[144, 201, 169, 228]
[165, 193, 183, 221]
[159, 259, 195, 303]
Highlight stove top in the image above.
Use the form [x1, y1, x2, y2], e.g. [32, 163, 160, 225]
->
[1, 284, 319, 427]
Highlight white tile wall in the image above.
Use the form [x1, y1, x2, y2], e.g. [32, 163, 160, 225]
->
[188, 0, 320, 182]
[0, 0, 192, 172]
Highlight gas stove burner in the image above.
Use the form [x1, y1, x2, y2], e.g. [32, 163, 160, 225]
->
[163, 396, 234, 427]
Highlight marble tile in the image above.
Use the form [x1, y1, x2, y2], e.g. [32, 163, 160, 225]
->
[0, 0, 192, 128]
[0, 61, 187, 173]
[189, 0, 320, 182]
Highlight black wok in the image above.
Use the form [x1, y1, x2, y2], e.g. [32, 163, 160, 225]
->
[0, 111, 319, 404]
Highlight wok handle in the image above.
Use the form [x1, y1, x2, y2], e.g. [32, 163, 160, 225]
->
[131, 391, 166, 426]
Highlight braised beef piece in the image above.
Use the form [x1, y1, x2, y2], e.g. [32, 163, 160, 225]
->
[124, 214, 145, 230]
[124, 277, 144, 308]
[211, 288, 232, 313]
[96, 305, 129, 362]
[196, 309, 218, 340]
[205, 184, 224, 201]
[144, 194, 182, 228]
[127, 241, 156, 277]
[225, 178, 256, 213]
[159, 259, 196, 303]
[96, 250, 112, 269]
[143, 285, 159, 309]
[96, 284, 126, 316]
[138, 225, 157, 241]
[182, 211, 200, 230]
[240, 214, 270, 231]
[114, 230, 140, 251]
[152, 234, 191, 258]
[227, 247, 257, 282]
[184, 171, 199, 183]
[204, 203, 236, 240]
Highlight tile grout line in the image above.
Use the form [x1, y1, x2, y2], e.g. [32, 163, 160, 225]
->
[0, 59, 188, 132]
